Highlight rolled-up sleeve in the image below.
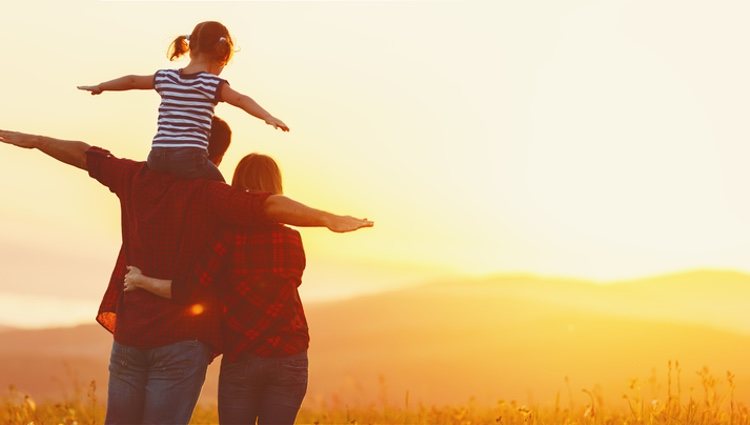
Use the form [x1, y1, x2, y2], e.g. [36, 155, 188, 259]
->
[206, 181, 272, 226]
[86, 147, 140, 195]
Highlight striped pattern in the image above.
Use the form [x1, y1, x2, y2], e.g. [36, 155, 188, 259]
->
[152, 69, 226, 150]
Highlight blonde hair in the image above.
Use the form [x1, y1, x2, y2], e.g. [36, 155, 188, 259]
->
[232, 153, 283, 195]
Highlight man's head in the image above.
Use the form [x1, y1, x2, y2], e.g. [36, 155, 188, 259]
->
[207, 116, 232, 166]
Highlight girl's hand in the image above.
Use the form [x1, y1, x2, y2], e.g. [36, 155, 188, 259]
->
[77, 85, 103, 95]
[124, 265, 143, 292]
[265, 117, 290, 132]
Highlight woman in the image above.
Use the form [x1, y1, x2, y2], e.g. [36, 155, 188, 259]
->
[126, 153, 313, 424]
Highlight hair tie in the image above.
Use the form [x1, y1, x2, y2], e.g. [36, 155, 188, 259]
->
[219, 36, 227, 43]
[185, 34, 191, 41]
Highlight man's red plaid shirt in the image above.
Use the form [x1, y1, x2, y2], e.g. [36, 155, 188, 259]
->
[193, 223, 309, 360]
[87, 147, 271, 352]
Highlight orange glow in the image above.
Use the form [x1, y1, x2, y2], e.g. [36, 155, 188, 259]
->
[304, 270, 750, 406]
[189, 304, 205, 316]
[5, 0, 750, 327]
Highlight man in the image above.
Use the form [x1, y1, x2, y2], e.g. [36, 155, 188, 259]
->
[0, 125, 372, 424]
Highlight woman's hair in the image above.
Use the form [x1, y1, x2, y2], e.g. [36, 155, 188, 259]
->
[168, 21, 234, 65]
[232, 153, 283, 195]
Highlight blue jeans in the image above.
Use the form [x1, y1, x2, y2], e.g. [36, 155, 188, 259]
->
[147, 147, 225, 181]
[105, 340, 211, 425]
[218, 351, 308, 425]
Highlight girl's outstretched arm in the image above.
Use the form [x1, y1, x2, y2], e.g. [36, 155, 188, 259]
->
[78, 74, 155, 95]
[220, 84, 290, 132]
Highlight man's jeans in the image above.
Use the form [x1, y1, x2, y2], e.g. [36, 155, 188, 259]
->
[218, 351, 308, 425]
[105, 340, 211, 425]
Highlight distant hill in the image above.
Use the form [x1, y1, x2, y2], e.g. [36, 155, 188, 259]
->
[305, 271, 750, 405]
[2, 270, 750, 408]
[447, 269, 750, 334]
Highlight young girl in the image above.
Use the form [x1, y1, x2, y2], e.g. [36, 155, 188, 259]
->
[78, 21, 289, 181]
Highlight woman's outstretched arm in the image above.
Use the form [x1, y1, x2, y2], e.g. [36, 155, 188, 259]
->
[264, 195, 374, 232]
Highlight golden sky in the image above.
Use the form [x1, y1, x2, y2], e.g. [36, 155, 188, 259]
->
[3, 0, 750, 327]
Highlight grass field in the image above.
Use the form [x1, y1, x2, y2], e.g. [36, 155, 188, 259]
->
[3, 362, 750, 424]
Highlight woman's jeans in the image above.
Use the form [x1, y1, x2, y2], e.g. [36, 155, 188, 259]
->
[218, 351, 308, 425]
[104, 340, 211, 425]
[147, 147, 225, 182]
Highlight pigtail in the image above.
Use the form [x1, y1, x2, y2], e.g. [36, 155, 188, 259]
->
[175, 21, 235, 65]
[167, 35, 190, 61]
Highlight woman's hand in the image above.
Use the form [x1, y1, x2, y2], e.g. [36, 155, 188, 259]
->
[124, 265, 144, 292]
[123, 267, 173, 298]
[326, 215, 374, 233]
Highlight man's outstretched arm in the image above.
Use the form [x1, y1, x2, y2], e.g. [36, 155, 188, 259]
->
[0, 130, 90, 170]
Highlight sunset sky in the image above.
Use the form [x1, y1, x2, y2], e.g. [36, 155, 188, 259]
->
[3, 0, 750, 328]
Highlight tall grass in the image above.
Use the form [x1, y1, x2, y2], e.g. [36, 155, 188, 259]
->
[4, 362, 750, 424]
[2, 380, 102, 425]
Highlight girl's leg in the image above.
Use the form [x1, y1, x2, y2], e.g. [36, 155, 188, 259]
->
[147, 148, 225, 182]
[196, 159, 225, 182]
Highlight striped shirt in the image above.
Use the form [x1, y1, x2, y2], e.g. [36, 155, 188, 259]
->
[152, 69, 227, 150]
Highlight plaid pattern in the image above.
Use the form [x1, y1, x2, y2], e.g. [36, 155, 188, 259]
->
[95, 246, 125, 334]
[196, 224, 309, 360]
[86, 147, 270, 350]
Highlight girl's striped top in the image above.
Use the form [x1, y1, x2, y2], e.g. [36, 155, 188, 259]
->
[152, 69, 227, 150]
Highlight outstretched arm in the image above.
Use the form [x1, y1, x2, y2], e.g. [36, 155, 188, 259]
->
[0, 130, 90, 170]
[264, 195, 373, 232]
[78, 74, 154, 95]
[124, 266, 172, 299]
[220, 84, 289, 132]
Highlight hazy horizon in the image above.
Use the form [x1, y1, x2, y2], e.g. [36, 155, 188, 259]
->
[2, 267, 749, 330]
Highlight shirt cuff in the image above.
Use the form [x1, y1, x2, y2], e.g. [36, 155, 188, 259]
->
[85, 146, 113, 178]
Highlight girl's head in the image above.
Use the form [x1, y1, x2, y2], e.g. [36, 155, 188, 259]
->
[232, 153, 283, 195]
[169, 21, 234, 66]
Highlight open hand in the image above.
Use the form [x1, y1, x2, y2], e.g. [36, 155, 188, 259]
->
[77, 85, 103, 95]
[0, 130, 38, 149]
[124, 265, 143, 292]
[326, 216, 374, 233]
[266, 117, 290, 132]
